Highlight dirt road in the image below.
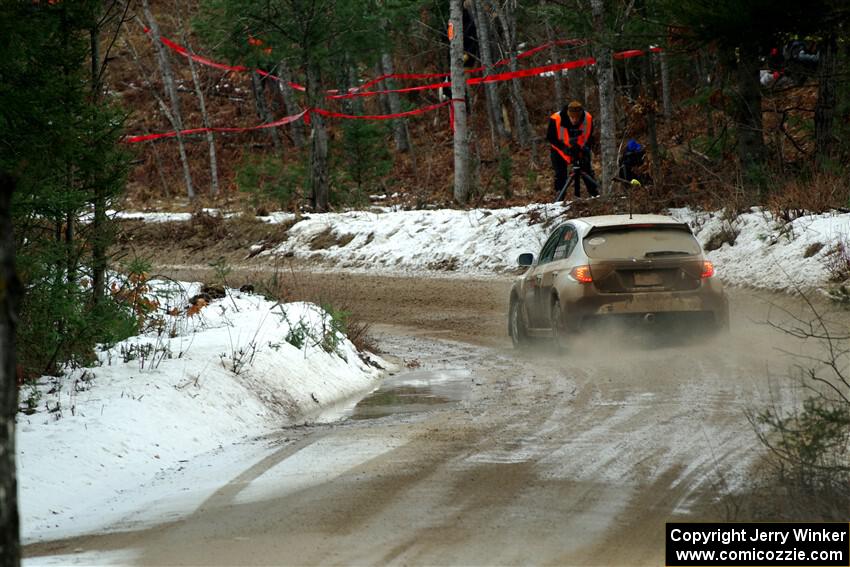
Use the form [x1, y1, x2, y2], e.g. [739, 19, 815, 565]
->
[25, 270, 838, 565]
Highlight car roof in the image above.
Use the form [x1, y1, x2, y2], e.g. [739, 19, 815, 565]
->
[568, 214, 686, 229]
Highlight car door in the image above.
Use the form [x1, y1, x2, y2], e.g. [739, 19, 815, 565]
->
[524, 227, 565, 326]
[538, 224, 579, 315]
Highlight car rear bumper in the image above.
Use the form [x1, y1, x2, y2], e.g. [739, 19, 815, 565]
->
[565, 281, 729, 331]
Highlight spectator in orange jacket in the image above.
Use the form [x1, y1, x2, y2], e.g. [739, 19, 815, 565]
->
[547, 101, 598, 198]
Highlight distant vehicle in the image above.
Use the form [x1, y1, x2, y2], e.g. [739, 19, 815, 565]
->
[508, 214, 729, 347]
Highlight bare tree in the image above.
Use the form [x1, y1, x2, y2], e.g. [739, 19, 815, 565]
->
[659, 49, 673, 118]
[177, 7, 220, 197]
[141, 0, 195, 200]
[346, 63, 365, 115]
[471, 0, 508, 143]
[251, 71, 282, 152]
[484, 0, 533, 147]
[450, 0, 471, 203]
[380, 52, 412, 153]
[815, 33, 837, 169]
[544, 20, 565, 105]
[373, 61, 392, 116]
[641, 53, 660, 185]
[591, 0, 617, 195]
[0, 173, 21, 566]
[307, 67, 330, 212]
[274, 61, 306, 147]
[727, 43, 766, 173]
[568, 49, 587, 104]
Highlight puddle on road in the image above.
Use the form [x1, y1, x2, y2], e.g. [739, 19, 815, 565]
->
[348, 368, 473, 421]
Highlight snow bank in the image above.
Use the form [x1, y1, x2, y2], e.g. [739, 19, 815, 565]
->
[267, 203, 569, 273]
[17, 281, 385, 542]
[267, 205, 850, 290]
[109, 209, 296, 225]
[671, 208, 850, 291]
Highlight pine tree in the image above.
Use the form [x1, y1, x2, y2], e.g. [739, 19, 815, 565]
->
[1, 1, 131, 376]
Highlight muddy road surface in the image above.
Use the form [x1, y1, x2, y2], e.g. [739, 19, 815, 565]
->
[25, 270, 839, 566]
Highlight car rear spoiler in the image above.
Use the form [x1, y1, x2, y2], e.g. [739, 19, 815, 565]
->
[586, 223, 694, 237]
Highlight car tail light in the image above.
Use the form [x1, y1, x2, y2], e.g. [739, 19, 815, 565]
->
[571, 265, 593, 284]
[701, 260, 715, 278]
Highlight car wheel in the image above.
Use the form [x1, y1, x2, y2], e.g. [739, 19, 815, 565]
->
[509, 300, 530, 348]
[550, 298, 567, 351]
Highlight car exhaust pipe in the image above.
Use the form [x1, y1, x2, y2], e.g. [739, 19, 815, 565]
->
[643, 313, 656, 324]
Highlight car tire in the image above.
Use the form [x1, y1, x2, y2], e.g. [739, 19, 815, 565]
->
[550, 298, 567, 351]
[509, 300, 530, 348]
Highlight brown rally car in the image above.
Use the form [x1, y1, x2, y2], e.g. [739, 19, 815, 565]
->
[508, 214, 729, 347]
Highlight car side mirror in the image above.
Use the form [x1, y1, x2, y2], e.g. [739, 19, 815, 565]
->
[517, 253, 534, 266]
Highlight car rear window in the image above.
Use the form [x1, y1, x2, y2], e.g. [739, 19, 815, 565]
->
[582, 226, 701, 259]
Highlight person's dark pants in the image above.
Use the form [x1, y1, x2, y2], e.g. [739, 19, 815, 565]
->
[551, 149, 570, 196]
[551, 148, 598, 198]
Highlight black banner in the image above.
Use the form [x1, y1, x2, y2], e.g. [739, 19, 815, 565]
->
[666, 523, 850, 566]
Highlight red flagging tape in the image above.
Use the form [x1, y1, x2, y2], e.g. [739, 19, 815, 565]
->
[446, 98, 465, 133]
[148, 28, 587, 96]
[125, 110, 309, 143]
[490, 38, 587, 69]
[124, 103, 460, 144]
[156, 35, 308, 92]
[149, 29, 653, 100]
[470, 56, 596, 84]
[330, 48, 659, 99]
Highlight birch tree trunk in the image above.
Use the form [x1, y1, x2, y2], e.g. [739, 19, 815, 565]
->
[659, 49, 673, 118]
[471, 0, 507, 141]
[591, 0, 617, 195]
[251, 72, 281, 152]
[0, 173, 20, 567]
[276, 61, 305, 147]
[180, 25, 219, 196]
[307, 66, 329, 212]
[380, 53, 412, 153]
[815, 34, 837, 168]
[141, 0, 195, 199]
[450, 0, 470, 203]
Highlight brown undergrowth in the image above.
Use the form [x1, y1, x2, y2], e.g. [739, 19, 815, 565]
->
[253, 263, 379, 354]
